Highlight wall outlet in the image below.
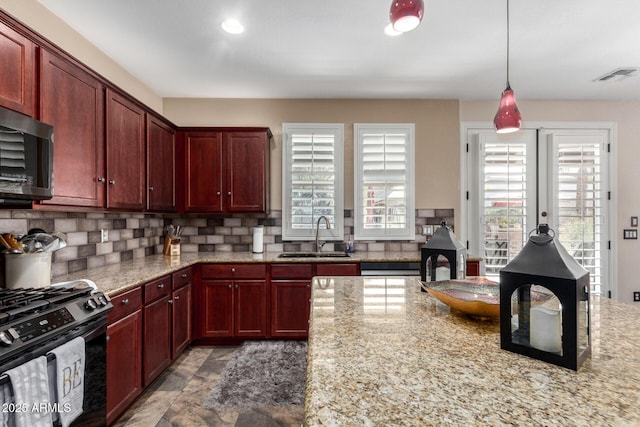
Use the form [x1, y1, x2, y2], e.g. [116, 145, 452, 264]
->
[634, 292, 640, 302]
[101, 229, 108, 243]
[422, 225, 433, 236]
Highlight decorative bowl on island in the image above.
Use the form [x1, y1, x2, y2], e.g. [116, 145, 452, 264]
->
[421, 277, 501, 318]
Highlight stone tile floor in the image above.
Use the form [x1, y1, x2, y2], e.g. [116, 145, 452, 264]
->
[113, 346, 304, 427]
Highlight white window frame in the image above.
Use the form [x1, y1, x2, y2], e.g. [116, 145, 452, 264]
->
[354, 123, 416, 241]
[282, 123, 344, 241]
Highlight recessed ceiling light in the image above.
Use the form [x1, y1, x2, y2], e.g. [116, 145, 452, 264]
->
[221, 18, 244, 34]
[384, 23, 402, 36]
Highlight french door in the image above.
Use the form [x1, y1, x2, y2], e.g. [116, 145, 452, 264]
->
[465, 127, 611, 295]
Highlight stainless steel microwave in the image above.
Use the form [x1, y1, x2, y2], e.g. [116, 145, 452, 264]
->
[0, 106, 54, 203]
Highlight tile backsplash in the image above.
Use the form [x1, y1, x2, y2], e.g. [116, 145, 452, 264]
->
[0, 209, 454, 278]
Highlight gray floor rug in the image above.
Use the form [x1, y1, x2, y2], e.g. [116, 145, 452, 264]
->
[203, 340, 308, 409]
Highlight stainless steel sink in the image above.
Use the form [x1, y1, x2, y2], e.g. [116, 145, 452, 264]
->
[277, 252, 351, 258]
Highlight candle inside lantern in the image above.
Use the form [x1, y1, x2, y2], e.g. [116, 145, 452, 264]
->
[435, 266, 450, 281]
[530, 305, 562, 354]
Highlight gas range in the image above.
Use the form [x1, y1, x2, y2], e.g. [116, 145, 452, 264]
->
[0, 281, 112, 365]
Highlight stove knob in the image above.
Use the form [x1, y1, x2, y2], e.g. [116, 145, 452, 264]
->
[84, 299, 98, 311]
[0, 330, 14, 346]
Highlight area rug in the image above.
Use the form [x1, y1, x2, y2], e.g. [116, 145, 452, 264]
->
[203, 340, 308, 409]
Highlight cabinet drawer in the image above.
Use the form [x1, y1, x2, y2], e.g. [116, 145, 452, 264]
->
[316, 263, 359, 276]
[172, 267, 192, 290]
[271, 264, 313, 280]
[108, 287, 142, 323]
[144, 275, 171, 303]
[201, 264, 267, 279]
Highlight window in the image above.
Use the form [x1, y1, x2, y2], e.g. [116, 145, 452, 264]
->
[354, 123, 415, 240]
[282, 123, 344, 241]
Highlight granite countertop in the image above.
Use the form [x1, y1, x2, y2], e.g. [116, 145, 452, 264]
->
[304, 276, 640, 426]
[52, 251, 439, 295]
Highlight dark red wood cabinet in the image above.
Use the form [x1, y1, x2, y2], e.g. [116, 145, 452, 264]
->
[0, 20, 35, 116]
[271, 264, 313, 338]
[198, 264, 268, 339]
[183, 129, 270, 213]
[142, 275, 172, 387]
[171, 268, 193, 358]
[106, 89, 146, 210]
[147, 115, 176, 212]
[106, 287, 143, 426]
[39, 50, 106, 208]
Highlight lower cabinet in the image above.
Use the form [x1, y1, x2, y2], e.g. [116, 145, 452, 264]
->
[107, 267, 192, 424]
[106, 287, 143, 426]
[270, 262, 360, 338]
[142, 275, 172, 387]
[199, 264, 268, 339]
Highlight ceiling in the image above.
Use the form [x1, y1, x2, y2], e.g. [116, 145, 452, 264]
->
[38, 0, 640, 101]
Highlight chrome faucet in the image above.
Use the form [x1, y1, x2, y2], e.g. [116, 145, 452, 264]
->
[315, 215, 331, 253]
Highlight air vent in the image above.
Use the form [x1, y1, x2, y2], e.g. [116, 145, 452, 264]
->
[594, 67, 638, 82]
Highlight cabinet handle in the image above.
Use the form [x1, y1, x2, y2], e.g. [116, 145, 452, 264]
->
[109, 179, 116, 185]
[181, 273, 187, 278]
[97, 177, 106, 183]
[174, 295, 180, 301]
[216, 191, 221, 196]
[168, 299, 173, 304]
[158, 283, 164, 289]
[227, 191, 232, 196]
[228, 284, 232, 288]
[149, 186, 154, 191]
[121, 298, 129, 305]
[306, 284, 310, 288]
[235, 284, 238, 289]
[106, 335, 110, 343]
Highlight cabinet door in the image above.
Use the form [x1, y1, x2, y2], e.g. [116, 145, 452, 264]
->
[0, 21, 35, 116]
[143, 296, 172, 387]
[202, 280, 233, 337]
[147, 115, 176, 212]
[172, 283, 192, 358]
[184, 132, 223, 212]
[106, 310, 143, 425]
[106, 89, 146, 210]
[39, 50, 105, 207]
[224, 131, 268, 212]
[271, 280, 311, 338]
[234, 280, 267, 337]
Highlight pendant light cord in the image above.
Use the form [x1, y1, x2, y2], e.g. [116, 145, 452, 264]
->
[506, 0, 511, 87]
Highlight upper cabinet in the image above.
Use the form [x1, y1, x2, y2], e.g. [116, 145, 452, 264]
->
[183, 129, 270, 213]
[106, 89, 146, 210]
[39, 50, 106, 208]
[0, 21, 35, 116]
[147, 115, 176, 212]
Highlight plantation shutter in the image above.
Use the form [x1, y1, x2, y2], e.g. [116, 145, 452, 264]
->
[282, 124, 344, 240]
[354, 124, 415, 240]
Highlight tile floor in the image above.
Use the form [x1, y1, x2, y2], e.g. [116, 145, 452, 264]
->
[113, 346, 304, 427]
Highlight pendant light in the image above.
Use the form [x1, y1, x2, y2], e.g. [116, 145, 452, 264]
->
[389, 0, 424, 33]
[494, 0, 522, 134]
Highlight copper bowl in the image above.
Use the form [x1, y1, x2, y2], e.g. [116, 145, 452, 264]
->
[421, 277, 501, 318]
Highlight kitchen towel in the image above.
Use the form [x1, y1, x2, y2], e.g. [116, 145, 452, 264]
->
[0, 379, 12, 427]
[253, 226, 264, 253]
[49, 337, 85, 427]
[4, 355, 52, 427]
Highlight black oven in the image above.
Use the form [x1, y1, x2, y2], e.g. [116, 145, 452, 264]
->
[0, 282, 112, 426]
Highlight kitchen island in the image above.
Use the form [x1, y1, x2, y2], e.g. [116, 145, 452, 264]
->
[304, 276, 640, 426]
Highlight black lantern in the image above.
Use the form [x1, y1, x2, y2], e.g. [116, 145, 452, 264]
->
[499, 224, 590, 371]
[420, 221, 466, 285]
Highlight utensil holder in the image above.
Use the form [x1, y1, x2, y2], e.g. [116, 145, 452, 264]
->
[3, 252, 52, 289]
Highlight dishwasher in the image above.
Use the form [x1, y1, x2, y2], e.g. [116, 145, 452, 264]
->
[360, 261, 421, 276]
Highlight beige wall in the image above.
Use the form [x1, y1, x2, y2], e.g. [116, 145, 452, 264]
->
[164, 98, 461, 215]
[0, 0, 163, 113]
[462, 100, 640, 303]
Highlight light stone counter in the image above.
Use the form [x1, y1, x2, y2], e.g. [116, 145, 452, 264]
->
[51, 251, 432, 296]
[304, 276, 640, 426]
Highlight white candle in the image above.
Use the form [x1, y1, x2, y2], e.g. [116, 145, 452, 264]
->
[435, 266, 450, 281]
[530, 306, 562, 354]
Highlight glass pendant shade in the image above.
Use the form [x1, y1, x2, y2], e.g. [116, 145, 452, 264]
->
[494, 85, 522, 134]
[390, 0, 424, 32]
